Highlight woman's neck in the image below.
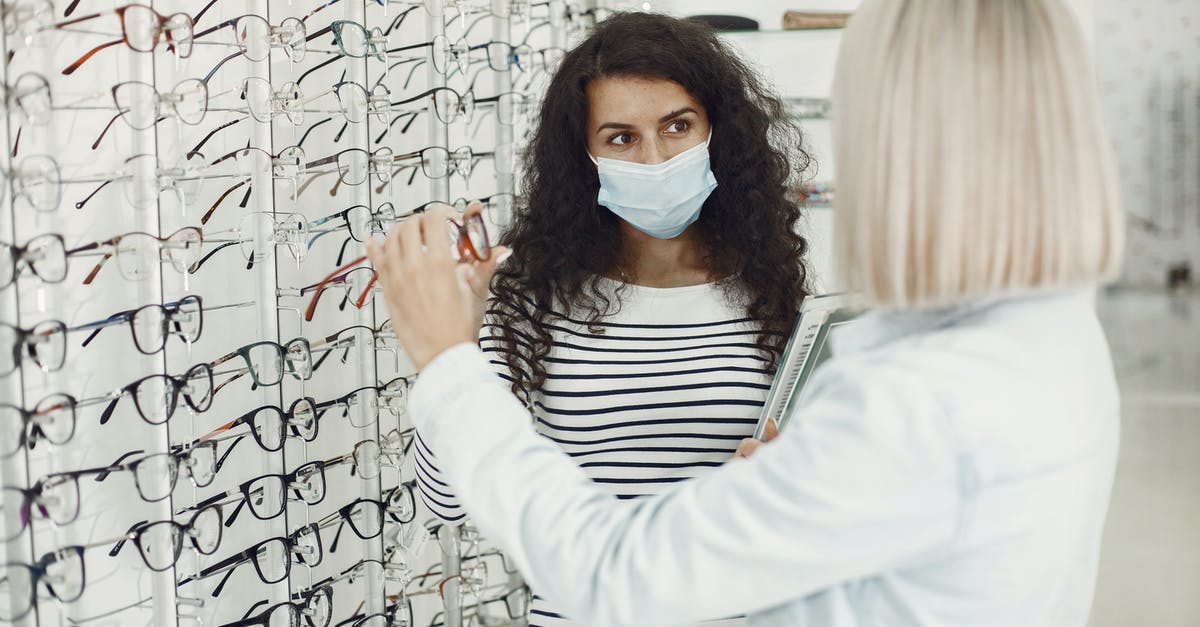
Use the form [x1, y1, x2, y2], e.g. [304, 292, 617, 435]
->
[613, 222, 715, 288]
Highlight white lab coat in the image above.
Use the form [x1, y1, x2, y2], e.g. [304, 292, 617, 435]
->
[408, 288, 1119, 627]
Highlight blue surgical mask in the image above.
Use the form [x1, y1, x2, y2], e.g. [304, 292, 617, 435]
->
[589, 135, 718, 239]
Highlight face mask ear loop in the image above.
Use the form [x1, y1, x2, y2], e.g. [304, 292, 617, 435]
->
[586, 151, 599, 166]
[704, 129, 713, 149]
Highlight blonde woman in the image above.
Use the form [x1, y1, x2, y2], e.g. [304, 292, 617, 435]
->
[368, 0, 1125, 625]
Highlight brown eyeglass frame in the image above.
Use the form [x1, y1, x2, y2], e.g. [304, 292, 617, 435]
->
[58, 3, 194, 76]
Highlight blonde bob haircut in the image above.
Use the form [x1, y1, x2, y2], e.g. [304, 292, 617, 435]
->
[832, 0, 1124, 308]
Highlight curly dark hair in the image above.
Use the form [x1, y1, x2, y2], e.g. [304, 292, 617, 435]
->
[489, 11, 813, 401]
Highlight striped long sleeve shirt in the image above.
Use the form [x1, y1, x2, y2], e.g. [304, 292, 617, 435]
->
[413, 278, 773, 626]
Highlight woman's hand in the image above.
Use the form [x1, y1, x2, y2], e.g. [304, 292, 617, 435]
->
[732, 418, 779, 459]
[458, 201, 511, 331]
[365, 204, 508, 371]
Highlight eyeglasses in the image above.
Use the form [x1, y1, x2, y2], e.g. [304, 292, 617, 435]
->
[0, 319, 66, 375]
[304, 147, 396, 187]
[74, 297, 252, 355]
[321, 429, 413, 484]
[1, 0, 53, 46]
[308, 202, 398, 250]
[241, 77, 304, 125]
[1, 233, 67, 288]
[392, 86, 474, 125]
[218, 587, 332, 627]
[208, 400, 319, 457]
[305, 80, 393, 125]
[208, 336, 312, 391]
[190, 212, 308, 273]
[294, 259, 377, 321]
[452, 193, 517, 223]
[107, 504, 223, 572]
[386, 145, 496, 185]
[190, 462, 327, 528]
[39, 443, 217, 515]
[338, 593, 413, 627]
[387, 33, 472, 76]
[73, 152, 209, 212]
[72, 295, 203, 355]
[5, 72, 51, 125]
[89, 79, 208, 150]
[1, 485, 58, 540]
[94, 363, 215, 426]
[320, 483, 417, 550]
[194, 13, 306, 61]
[472, 90, 538, 130]
[300, 208, 490, 321]
[178, 524, 322, 598]
[66, 226, 202, 285]
[318, 19, 387, 60]
[468, 40, 533, 72]
[283, 560, 409, 627]
[199, 146, 304, 224]
[57, 4, 195, 75]
[3, 154, 60, 211]
[1, 392, 79, 458]
[0, 545, 88, 621]
[295, 20, 389, 85]
[308, 324, 406, 372]
[447, 211, 492, 262]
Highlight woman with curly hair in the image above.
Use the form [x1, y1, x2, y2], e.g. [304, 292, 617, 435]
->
[413, 12, 811, 625]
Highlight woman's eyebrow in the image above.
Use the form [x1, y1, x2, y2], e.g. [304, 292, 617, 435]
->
[658, 107, 697, 123]
[596, 121, 634, 133]
[595, 107, 699, 134]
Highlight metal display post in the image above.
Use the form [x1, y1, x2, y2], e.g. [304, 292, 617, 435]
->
[134, 46, 179, 627]
[425, 6, 461, 625]
[345, 0, 387, 617]
[0, 22, 38, 627]
[247, 0, 290, 609]
[493, 0, 515, 201]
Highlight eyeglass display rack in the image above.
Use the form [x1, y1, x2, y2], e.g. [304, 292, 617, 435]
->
[0, 1, 593, 626]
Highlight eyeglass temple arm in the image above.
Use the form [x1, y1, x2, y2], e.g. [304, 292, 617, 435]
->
[327, 517, 349, 553]
[200, 179, 251, 225]
[179, 548, 249, 594]
[74, 311, 129, 347]
[96, 384, 133, 425]
[215, 598, 270, 626]
[212, 435, 246, 475]
[385, 41, 431, 55]
[191, 118, 243, 155]
[303, 255, 367, 321]
[107, 519, 150, 557]
[202, 50, 243, 85]
[376, 111, 416, 143]
[192, 0, 221, 25]
[297, 116, 333, 148]
[297, 55, 340, 86]
[75, 176, 117, 210]
[62, 39, 123, 76]
[192, 17, 235, 41]
[211, 367, 252, 397]
[305, 23, 333, 42]
[188, 240, 240, 274]
[384, 6, 419, 36]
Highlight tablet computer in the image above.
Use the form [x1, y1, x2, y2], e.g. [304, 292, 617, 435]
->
[752, 293, 860, 439]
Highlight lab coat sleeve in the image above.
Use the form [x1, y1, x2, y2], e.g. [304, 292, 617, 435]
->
[412, 316, 520, 524]
[409, 343, 961, 626]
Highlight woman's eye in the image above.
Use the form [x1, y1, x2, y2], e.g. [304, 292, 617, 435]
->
[665, 120, 690, 134]
[609, 133, 633, 146]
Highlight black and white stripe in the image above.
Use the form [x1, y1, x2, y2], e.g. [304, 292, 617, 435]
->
[415, 280, 770, 626]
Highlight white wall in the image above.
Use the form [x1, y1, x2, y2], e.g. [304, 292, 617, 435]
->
[1094, 0, 1200, 286]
